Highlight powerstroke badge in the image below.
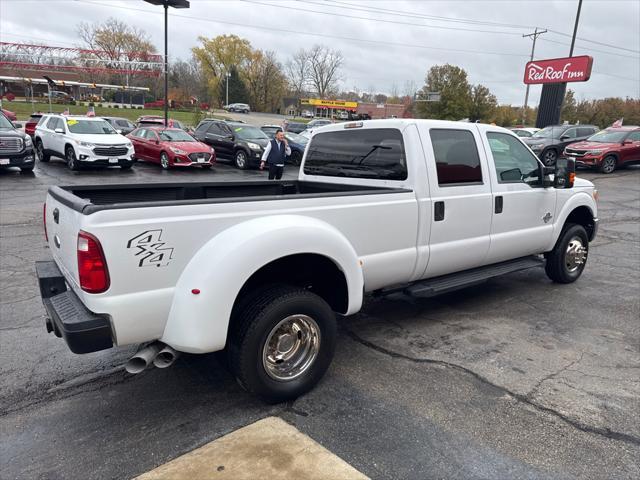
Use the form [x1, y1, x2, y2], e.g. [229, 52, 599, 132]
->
[127, 230, 174, 267]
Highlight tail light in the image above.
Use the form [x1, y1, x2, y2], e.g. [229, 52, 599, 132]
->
[77, 231, 110, 293]
[43, 203, 48, 242]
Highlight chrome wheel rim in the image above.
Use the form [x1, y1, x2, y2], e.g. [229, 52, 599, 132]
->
[602, 157, 615, 173]
[161, 154, 169, 169]
[236, 152, 246, 168]
[66, 149, 75, 168]
[565, 237, 587, 272]
[544, 150, 556, 165]
[262, 314, 321, 381]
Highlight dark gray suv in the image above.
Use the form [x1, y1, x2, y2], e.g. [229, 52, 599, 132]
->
[523, 124, 599, 166]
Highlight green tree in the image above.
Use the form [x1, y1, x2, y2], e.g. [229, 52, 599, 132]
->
[218, 65, 249, 105]
[192, 35, 253, 106]
[469, 84, 497, 123]
[416, 64, 472, 120]
[561, 89, 578, 123]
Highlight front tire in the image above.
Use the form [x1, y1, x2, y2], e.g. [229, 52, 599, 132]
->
[542, 148, 557, 166]
[234, 149, 248, 169]
[66, 146, 79, 171]
[600, 155, 616, 174]
[160, 152, 170, 170]
[290, 151, 302, 166]
[227, 285, 337, 403]
[545, 223, 589, 283]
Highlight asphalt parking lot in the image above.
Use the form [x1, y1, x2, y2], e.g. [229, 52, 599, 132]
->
[1, 159, 639, 479]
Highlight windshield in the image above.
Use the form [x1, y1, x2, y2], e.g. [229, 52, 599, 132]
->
[285, 132, 308, 145]
[586, 130, 628, 143]
[0, 114, 13, 129]
[532, 126, 565, 139]
[67, 119, 117, 134]
[158, 130, 195, 142]
[232, 125, 268, 140]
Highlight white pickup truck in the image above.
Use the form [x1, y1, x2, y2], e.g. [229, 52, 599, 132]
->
[37, 119, 598, 402]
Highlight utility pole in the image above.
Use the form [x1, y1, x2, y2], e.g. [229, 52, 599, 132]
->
[521, 28, 547, 124]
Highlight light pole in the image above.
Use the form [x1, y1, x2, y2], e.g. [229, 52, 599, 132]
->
[226, 71, 231, 107]
[142, 0, 190, 126]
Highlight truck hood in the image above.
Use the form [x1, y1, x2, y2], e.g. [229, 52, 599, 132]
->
[567, 141, 617, 151]
[75, 134, 131, 145]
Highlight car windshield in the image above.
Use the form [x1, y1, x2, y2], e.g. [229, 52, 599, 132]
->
[0, 115, 13, 129]
[67, 119, 117, 134]
[158, 129, 195, 142]
[232, 125, 268, 140]
[586, 130, 628, 143]
[532, 126, 563, 139]
[285, 132, 308, 145]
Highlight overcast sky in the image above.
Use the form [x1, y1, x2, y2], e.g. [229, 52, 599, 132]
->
[1, 0, 639, 105]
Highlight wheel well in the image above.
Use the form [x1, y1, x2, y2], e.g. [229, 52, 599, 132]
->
[565, 206, 596, 240]
[233, 253, 349, 315]
[603, 152, 619, 161]
[64, 143, 74, 154]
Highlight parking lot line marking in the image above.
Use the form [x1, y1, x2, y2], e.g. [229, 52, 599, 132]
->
[133, 416, 369, 480]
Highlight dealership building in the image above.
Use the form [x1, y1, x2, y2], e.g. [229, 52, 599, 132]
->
[299, 98, 409, 119]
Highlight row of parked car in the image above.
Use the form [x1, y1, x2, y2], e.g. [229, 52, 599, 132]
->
[1, 109, 638, 174]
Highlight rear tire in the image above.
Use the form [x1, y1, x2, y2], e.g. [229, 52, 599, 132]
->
[600, 155, 616, 174]
[227, 285, 337, 403]
[545, 223, 589, 283]
[36, 140, 50, 162]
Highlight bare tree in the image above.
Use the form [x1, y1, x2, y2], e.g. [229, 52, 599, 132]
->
[306, 45, 343, 98]
[403, 80, 417, 98]
[285, 49, 309, 97]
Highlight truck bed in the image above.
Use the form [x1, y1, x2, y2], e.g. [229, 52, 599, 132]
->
[49, 181, 411, 214]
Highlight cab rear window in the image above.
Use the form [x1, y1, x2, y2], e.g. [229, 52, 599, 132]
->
[304, 128, 407, 181]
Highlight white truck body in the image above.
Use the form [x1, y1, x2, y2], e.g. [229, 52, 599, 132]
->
[39, 119, 598, 399]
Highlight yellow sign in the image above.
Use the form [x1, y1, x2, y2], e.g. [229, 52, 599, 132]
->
[304, 98, 358, 108]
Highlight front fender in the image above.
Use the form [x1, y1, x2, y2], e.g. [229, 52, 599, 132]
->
[161, 215, 363, 353]
[548, 191, 597, 250]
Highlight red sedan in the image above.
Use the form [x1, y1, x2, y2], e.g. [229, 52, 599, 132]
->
[128, 127, 216, 169]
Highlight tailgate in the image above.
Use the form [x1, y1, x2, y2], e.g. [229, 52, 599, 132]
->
[45, 192, 84, 290]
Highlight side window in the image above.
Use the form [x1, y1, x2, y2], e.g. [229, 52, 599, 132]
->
[37, 116, 48, 126]
[145, 130, 158, 141]
[195, 122, 210, 134]
[627, 131, 640, 142]
[487, 132, 540, 183]
[578, 127, 594, 137]
[46, 117, 58, 129]
[116, 120, 129, 127]
[207, 123, 223, 135]
[563, 128, 578, 139]
[134, 129, 146, 139]
[430, 129, 482, 186]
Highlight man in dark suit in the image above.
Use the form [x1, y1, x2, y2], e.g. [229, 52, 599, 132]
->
[260, 129, 291, 180]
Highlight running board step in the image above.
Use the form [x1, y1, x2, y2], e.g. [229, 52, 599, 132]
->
[404, 256, 544, 298]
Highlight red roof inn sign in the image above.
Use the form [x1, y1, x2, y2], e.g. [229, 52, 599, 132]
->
[524, 55, 593, 85]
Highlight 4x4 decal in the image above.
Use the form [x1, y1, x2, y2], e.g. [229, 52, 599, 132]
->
[127, 230, 174, 267]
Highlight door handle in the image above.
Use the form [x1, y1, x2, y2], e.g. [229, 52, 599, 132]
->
[495, 196, 504, 214]
[434, 201, 445, 221]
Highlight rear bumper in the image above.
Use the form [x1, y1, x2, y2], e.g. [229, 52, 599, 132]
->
[36, 261, 113, 354]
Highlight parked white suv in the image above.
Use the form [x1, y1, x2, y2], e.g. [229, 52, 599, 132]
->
[34, 115, 135, 170]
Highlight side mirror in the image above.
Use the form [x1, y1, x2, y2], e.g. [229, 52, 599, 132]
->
[54, 128, 64, 134]
[553, 157, 575, 189]
[155, 140, 160, 145]
[560, 135, 569, 140]
[116, 129, 123, 134]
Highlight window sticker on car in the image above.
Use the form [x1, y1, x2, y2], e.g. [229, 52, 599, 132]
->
[234, 127, 243, 132]
[67, 119, 78, 126]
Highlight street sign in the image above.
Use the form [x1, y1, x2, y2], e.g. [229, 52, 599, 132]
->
[524, 55, 593, 84]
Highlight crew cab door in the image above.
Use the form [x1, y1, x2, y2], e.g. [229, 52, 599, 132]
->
[417, 125, 493, 278]
[480, 128, 556, 264]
